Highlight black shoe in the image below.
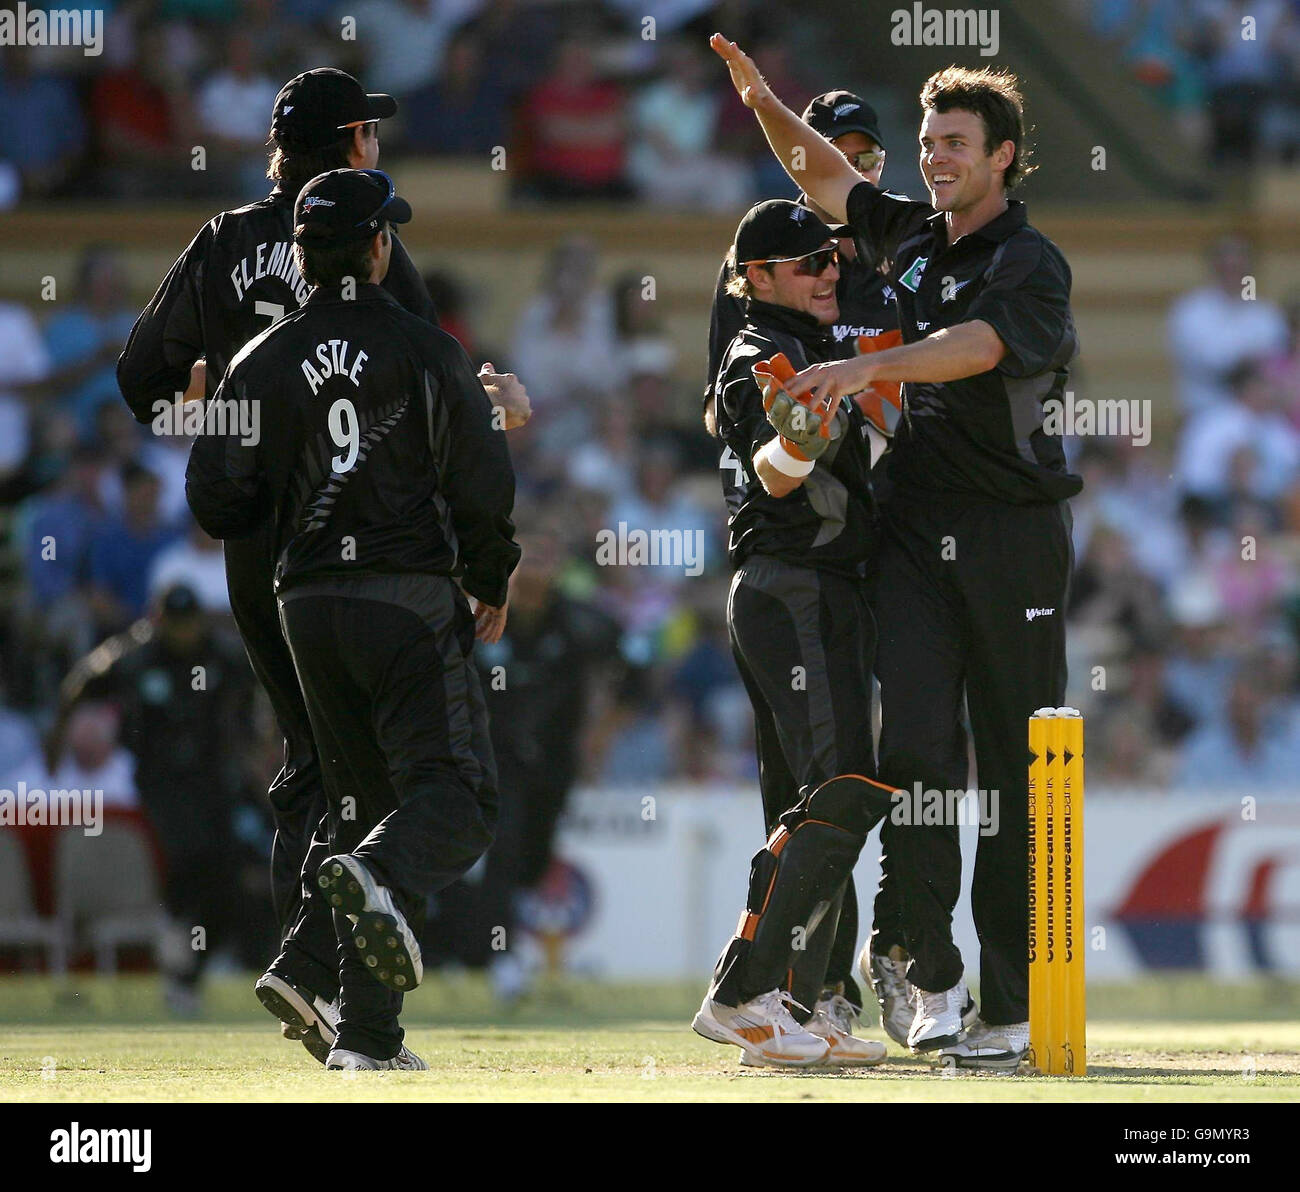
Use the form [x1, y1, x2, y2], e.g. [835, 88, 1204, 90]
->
[255, 971, 338, 1064]
[316, 854, 423, 992]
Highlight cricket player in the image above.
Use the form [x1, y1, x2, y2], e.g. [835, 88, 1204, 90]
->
[712, 35, 1080, 1070]
[705, 89, 916, 1044]
[186, 168, 519, 1069]
[116, 68, 529, 1062]
[693, 198, 893, 1068]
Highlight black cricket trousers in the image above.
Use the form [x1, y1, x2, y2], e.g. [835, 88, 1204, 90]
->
[278, 573, 498, 1059]
[873, 495, 1072, 1025]
[728, 554, 877, 1010]
[224, 529, 338, 998]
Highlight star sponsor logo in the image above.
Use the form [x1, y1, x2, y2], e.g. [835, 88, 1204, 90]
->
[1025, 607, 1055, 622]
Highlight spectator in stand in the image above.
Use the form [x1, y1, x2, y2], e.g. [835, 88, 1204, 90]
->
[1214, 500, 1292, 635]
[343, 0, 482, 96]
[197, 28, 280, 197]
[41, 700, 139, 812]
[1168, 235, 1287, 414]
[403, 25, 509, 156]
[511, 237, 621, 408]
[627, 39, 749, 211]
[91, 25, 199, 199]
[612, 270, 678, 380]
[1174, 658, 1300, 791]
[87, 463, 182, 635]
[1176, 360, 1300, 512]
[1162, 574, 1236, 729]
[606, 442, 715, 588]
[43, 246, 138, 441]
[16, 446, 108, 702]
[1198, 0, 1292, 165]
[0, 46, 87, 201]
[467, 0, 561, 101]
[571, 400, 638, 502]
[515, 34, 630, 201]
[0, 300, 50, 488]
[149, 518, 231, 614]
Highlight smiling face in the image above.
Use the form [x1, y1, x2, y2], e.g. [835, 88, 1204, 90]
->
[748, 247, 840, 324]
[919, 107, 1012, 213]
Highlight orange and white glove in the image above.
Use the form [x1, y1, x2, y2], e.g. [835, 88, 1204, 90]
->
[852, 331, 904, 436]
[754, 353, 841, 475]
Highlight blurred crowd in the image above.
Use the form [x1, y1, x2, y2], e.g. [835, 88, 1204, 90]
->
[1072, 0, 1300, 163]
[0, 0, 824, 209]
[1070, 234, 1300, 787]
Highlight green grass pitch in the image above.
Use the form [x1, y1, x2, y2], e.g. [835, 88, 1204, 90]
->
[1, 976, 1298, 1102]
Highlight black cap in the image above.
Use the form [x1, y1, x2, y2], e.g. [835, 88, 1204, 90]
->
[801, 90, 884, 149]
[733, 200, 835, 266]
[160, 583, 201, 616]
[293, 169, 412, 245]
[271, 68, 397, 152]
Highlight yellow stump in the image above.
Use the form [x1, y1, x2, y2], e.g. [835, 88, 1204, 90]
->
[1028, 708, 1085, 1075]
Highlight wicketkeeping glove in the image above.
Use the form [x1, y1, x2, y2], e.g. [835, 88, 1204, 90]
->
[754, 353, 841, 462]
[852, 332, 904, 437]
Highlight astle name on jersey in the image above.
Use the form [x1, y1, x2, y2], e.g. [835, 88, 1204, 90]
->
[301, 339, 369, 392]
[230, 240, 311, 305]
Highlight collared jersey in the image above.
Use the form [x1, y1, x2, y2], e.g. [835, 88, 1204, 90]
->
[706, 240, 901, 404]
[117, 187, 437, 419]
[185, 284, 519, 608]
[845, 182, 1081, 504]
[713, 299, 876, 577]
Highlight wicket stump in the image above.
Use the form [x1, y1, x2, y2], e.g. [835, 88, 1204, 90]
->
[1028, 707, 1085, 1075]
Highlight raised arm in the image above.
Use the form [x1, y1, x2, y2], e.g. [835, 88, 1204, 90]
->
[710, 34, 861, 224]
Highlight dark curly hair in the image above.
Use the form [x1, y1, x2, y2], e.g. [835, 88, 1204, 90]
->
[919, 65, 1035, 190]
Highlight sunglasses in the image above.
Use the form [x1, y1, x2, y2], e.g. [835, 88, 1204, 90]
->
[743, 245, 839, 277]
[847, 149, 885, 173]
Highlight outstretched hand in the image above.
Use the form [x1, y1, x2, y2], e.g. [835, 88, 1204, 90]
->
[709, 33, 772, 109]
[786, 357, 877, 411]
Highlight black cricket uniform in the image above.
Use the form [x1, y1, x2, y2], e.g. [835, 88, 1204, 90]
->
[186, 280, 518, 1057]
[710, 298, 885, 1010]
[708, 239, 902, 1006]
[59, 613, 255, 985]
[117, 186, 437, 1000]
[707, 231, 900, 406]
[844, 181, 1080, 1024]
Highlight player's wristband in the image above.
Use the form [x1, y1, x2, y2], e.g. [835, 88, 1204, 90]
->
[768, 438, 815, 478]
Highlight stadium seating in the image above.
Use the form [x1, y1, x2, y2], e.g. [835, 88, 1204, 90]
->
[0, 831, 67, 974]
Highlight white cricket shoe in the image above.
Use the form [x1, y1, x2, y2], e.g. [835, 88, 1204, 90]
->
[738, 991, 887, 1068]
[858, 941, 914, 1046]
[325, 1044, 428, 1071]
[907, 976, 970, 1052]
[938, 1019, 1028, 1071]
[255, 972, 339, 1064]
[808, 992, 888, 1067]
[317, 854, 423, 992]
[693, 989, 830, 1068]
